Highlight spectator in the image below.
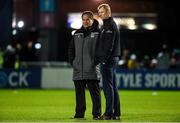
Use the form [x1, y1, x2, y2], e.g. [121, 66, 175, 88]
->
[3, 45, 16, 68]
[141, 55, 151, 69]
[156, 44, 170, 69]
[127, 54, 138, 69]
[0, 47, 4, 68]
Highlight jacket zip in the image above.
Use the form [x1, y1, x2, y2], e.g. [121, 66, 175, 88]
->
[82, 39, 85, 79]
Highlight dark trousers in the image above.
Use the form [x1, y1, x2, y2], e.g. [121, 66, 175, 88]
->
[74, 80, 101, 117]
[100, 61, 121, 117]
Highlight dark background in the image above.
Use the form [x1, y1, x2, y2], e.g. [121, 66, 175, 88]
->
[0, 0, 179, 61]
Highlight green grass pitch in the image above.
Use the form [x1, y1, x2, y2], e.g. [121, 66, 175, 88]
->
[0, 89, 180, 122]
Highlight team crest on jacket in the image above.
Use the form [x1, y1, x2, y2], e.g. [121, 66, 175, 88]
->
[91, 32, 99, 38]
[105, 30, 113, 33]
[74, 33, 83, 38]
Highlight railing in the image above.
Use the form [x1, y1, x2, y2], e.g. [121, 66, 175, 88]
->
[20, 61, 71, 68]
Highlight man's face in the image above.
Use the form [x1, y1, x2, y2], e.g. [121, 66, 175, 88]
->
[82, 14, 93, 28]
[98, 7, 109, 20]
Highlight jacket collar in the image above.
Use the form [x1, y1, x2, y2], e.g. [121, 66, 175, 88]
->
[103, 17, 113, 25]
[80, 19, 99, 32]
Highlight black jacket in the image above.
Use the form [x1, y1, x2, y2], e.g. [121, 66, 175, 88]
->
[68, 20, 100, 80]
[95, 17, 121, 63]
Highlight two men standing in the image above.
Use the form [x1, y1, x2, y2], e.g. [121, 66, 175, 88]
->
[68, 3, 121, 120]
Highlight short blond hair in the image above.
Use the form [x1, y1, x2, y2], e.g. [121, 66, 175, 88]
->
[97, 3, 111, 14]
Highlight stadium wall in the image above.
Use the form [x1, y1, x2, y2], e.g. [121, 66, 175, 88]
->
[0, 68, 180, 90]
[0, 68, 41, 88]
[41, 68, 74, 89]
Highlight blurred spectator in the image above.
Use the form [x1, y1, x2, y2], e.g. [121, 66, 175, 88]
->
[170, 49, 180, 69]
[3, 44, 16, 68]
[127, 54, 138, 69]
[170, 56, 177, 69]
[15, 43, 23, 61]
[0, 47, 4, 68]
[150, 58, 157, 69]
[21, 41, 37, 61]
[175, 50, 180, 68]
[140, 55, 151, 69]
[14, 55, 20, 69]
[156, 44, 170, 69]
[118, 49, 130, 68]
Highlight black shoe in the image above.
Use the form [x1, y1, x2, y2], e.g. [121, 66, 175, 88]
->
[93, 115, 100, 120]
[99, 114, 112, 120]
[74, 115, 84, 119]
[112, 116, 120, 120]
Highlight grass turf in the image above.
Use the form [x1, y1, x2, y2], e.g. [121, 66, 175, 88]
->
[0, 89, 180, 122]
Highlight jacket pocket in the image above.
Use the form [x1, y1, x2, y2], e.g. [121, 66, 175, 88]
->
[73, 58, 81, 71]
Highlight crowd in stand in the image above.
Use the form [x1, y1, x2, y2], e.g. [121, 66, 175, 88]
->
[0, 41, 37, 69]
[0, 43, 180, 70]
[119, 44, 180, 70]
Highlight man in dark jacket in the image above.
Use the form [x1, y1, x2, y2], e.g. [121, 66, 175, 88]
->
[96, 3, 121, 120]
[68, 11, 101, 119]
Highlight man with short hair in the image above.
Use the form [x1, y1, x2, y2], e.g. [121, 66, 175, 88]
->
[68, 11, 101, 120]
[96, 3, 121, 120]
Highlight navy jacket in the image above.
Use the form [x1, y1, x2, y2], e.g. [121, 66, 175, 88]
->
[95, 17, 121, 64]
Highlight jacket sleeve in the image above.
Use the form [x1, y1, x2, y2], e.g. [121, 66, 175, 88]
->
[68, 38, 75, 66]
[103, 27, 116, 63]
[94, 30, 101, 65]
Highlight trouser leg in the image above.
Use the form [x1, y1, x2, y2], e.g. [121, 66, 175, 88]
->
[112, 68, 121, 117]
[100, 64, 114, 116]
[87, 80, 101, 117]
[74, 81, 86, 117]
